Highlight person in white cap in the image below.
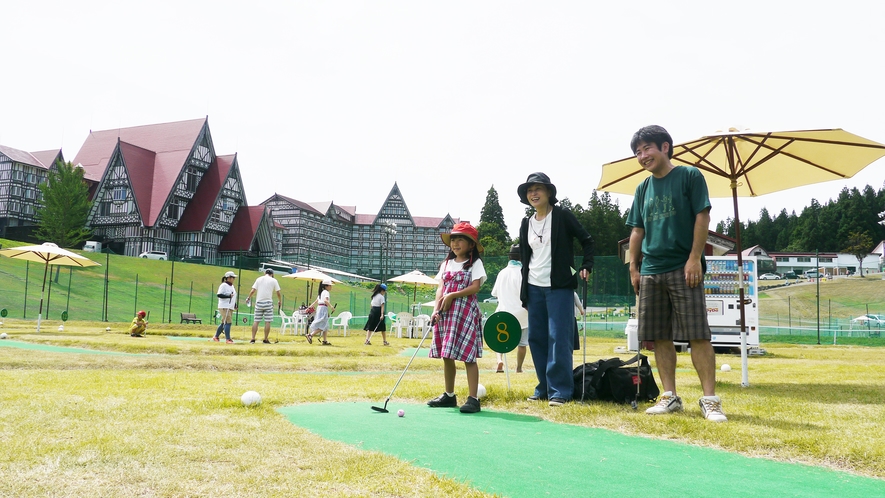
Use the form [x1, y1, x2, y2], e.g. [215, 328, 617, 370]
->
[245, 268, 282, 344]
[307, 279, 335, 345]
[212, 271, 238, 343]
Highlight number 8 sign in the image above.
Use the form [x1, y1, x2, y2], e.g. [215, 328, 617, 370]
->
[482, 311, 521, 354]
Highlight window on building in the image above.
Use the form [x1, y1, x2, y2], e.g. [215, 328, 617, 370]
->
[113, 187, 127, 201]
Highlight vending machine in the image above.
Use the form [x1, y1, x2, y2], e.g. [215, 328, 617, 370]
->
[704, 255, 760, 350]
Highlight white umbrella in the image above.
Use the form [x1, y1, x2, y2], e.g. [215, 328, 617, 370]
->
[388, 270, 439, 304]
[281, 268, 342, 284]
[0, 242, 100, 332]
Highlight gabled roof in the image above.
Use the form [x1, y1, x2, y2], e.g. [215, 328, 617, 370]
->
[375, 182, 414, 222]
[308, 201, 332, 213]
[218, 206, 268, 252]
[118, 141, 157, 226]
[262, 193, 323, 215]
[31, 149, 63, 169]
[177, 154, 236, 232]
[0, 145, 60, 169]
[413, 216, 460, 228]
[73, 118, 206, 182]
[742, 245, 770, 258]
[74, 118, 207, 227]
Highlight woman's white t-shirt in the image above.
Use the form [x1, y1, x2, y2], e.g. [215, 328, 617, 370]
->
[528, 210, 552, 286]
[371, 293, 385, 307]
[217, 282, 236, 309]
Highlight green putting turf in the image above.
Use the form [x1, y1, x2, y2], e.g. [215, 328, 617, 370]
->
[166, 335, 225, 341]
[399, 347, 430, 357]
[0, 339, 140, 355]
[280, 402, 885, 498]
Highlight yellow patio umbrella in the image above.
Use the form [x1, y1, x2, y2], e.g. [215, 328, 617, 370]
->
[0, 242, 101, 332]
[599, 128, 885, 386]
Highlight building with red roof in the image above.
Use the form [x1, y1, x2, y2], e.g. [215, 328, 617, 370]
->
[9, 117, 459, 278]
[0, 145, 64, 238]
[262, 183, 462, 279]
[74, 118, 280, 263]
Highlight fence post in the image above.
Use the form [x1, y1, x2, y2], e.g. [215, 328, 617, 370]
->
[24, 260, 29, 318]
[162, 278, 168, 323]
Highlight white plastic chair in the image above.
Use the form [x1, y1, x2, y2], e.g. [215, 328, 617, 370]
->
[280, 310, 296, 335]
[413, 314, 432, 338]
[293, 312, 310, 336]
[330, 311, 353, 336]
[392, 312, 414, 338]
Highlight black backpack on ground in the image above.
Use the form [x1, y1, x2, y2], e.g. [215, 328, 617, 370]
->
[573, 354, 660, 404]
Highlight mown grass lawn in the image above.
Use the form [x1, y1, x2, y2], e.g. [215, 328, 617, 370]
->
[1, 318, 884, 497]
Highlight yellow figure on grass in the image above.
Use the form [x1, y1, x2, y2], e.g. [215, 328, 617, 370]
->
[130, 310, 148, 337]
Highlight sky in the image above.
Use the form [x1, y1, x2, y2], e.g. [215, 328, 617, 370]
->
[3, 1, 885, 242]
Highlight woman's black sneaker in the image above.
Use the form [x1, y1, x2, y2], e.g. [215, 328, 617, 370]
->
[427, 392, 457, 407]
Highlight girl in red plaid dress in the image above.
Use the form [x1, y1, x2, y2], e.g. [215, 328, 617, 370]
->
[427, 222, 486, 414]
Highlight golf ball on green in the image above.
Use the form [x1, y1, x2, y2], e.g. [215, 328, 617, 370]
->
[397, 409, 405, 417]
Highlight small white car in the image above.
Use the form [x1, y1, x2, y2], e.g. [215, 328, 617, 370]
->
[483, 297, 498, 303]
[851, 314, 885, 326]
[758, 273, 781, 280]
[139, 250, 168, 260]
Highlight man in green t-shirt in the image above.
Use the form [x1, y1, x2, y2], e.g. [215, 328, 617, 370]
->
[625, 125, 727, 423]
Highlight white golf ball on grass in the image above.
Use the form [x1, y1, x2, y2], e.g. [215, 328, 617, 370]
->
[241, 391, 261, 407]
[397, 409, 405, 417]
[720, 364, 732, 372]
[0, 332, 7, 339]
[476, 384, 487, 399]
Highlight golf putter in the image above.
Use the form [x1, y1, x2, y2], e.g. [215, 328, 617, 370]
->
[372, 313, 434, 413]
[580, 279, 588, 402]
[367, 312, 383, 343]
[631, 353, 640, 410]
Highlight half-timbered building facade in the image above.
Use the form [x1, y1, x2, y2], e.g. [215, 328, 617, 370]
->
[75, 118, 276, 260]
[262, 183, 458, 278]
[0, 145, 63, 238]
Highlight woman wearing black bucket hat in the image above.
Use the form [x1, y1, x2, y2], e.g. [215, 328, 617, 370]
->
[517, 172, 594, 407]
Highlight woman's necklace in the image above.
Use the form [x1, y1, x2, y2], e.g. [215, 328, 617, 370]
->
[531, 212, 548, 243]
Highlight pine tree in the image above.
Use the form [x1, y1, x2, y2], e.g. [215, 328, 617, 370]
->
[477, 185, 510, 251]
[35, 160, 93, 248]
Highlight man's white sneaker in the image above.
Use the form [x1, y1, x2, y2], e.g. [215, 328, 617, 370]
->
[699, 395, 728, 422]
[645, 391, 683, 415]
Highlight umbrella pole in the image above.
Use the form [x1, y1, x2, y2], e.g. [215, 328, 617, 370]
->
[503, 352, 510, 390]
[37, 261, 49, 333]
[731, 186, 750, 388]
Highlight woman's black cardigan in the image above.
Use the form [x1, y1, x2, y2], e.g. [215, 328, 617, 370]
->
[519, 205, 594, 308]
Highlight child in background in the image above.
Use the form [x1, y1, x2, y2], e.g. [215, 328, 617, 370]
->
[212, 271, 237, 343]
[427, 222, 486, 414]
[364, 283, 389, 345]
[130, 310, 148, 337]
[491, 244, 529, 373]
